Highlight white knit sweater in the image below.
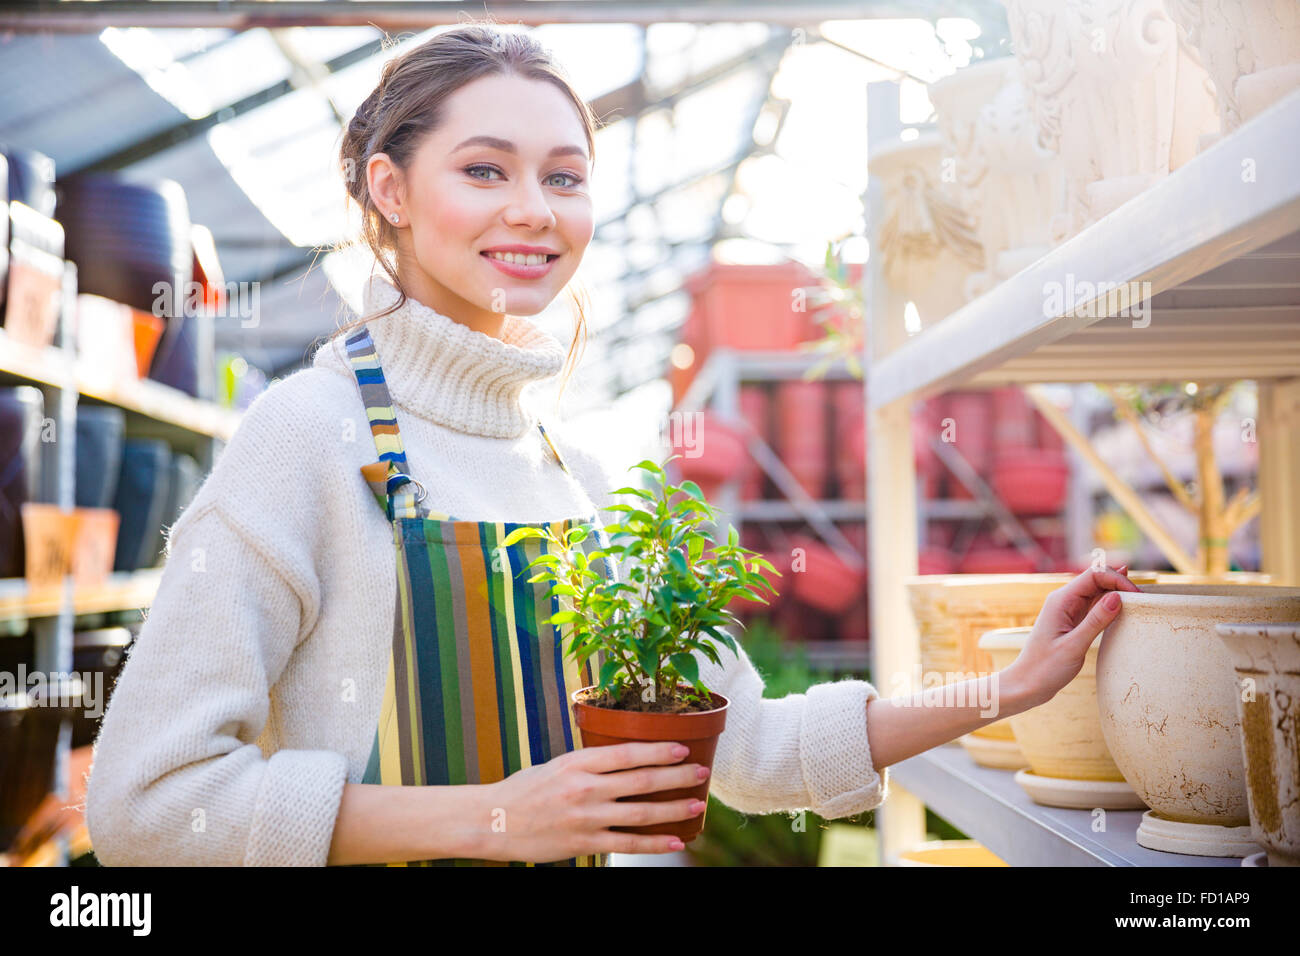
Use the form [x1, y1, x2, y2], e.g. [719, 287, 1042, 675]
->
[84, 273, 888, 866]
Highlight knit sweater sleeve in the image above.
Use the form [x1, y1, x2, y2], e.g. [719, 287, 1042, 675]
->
[84, 375, 349, 866]
[560, 433, 889, 819]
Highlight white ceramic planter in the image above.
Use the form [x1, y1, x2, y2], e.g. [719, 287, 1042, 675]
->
[1216, 621, 1300, 867]
[1169, 0, 1300, 143]
[1003, 0, 1218, 240]
[870, 134, 982, 329]
[1097, 584, 1300, 855]
[980, 626, 1145, 809]
[931, 57, 1064, 300]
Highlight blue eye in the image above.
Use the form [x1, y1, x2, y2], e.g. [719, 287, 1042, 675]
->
[465, 164, 583, 188]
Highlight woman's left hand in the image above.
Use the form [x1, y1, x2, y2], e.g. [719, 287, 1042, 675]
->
[1003, 564, 1143, 712]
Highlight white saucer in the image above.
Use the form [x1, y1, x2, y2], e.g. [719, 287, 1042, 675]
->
[1136, 810, 1263, 858]
[1014, 769, 1147, 810]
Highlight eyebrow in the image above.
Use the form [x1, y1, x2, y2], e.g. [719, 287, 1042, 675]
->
[451, 135, 588, 161]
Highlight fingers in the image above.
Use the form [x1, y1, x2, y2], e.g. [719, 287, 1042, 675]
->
[1059, 565, 1142, 605]
[600, 761, 707, 800]
[1064, 587, 1124, 649]
[574, 741, 688, 774]
[600, 797, 706, 830]
[593, 831, 691, 855]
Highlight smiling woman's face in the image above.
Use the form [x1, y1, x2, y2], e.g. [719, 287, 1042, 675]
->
[366, 72, 594, 337]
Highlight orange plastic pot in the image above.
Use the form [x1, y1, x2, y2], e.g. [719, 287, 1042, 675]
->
[776, 381, 829, 499]
[673, 411, 747, 500]
[918, 547, 955, 575]
[738, 385, 769, 500]
[71, 506, 119, 588]
[958, 546, 1037, 574]
[19, 503, 78, 589]
[991, 449, 1069, 514]
[571, 686, 729, 843]
[683, 261, 820, 351]
[789, 534, 865, 615]
[991, 386, 1035, 452]
[132, 307, 166, 378]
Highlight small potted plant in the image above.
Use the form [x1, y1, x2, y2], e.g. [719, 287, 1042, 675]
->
[501, 456, 780, 842]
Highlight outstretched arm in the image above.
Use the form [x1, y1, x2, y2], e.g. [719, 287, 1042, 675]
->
[864, 565, 1140, 768]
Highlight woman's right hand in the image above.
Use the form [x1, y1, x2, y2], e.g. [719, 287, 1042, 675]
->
[475, 742, 708, 862]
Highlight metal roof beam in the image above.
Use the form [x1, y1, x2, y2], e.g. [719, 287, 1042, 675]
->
[66, 35, 387, 175]
[1, 1, 1007, 32]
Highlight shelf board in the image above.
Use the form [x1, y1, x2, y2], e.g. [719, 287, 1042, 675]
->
[736, 499, 868, 521]
[0, 568, 163, 624]
[0, 331, 240, 440]
[705, 349, 863, 384]
[734, 497, 995, 523]
[869, 89, 1300, 407]
[891, 743, 1248, 866]
[920, 499, 993, 520]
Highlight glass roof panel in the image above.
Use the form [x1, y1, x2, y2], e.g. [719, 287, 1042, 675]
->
[643, 22, 772, 93]
[533, 23, 645, 100]
[166, 28, 292, 114]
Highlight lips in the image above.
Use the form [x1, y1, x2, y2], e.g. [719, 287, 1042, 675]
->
[480, 250, 559, 279]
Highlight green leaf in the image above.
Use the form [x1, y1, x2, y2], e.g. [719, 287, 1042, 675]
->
[668, 549, 689, 577]
[501, 526, 547, 547]
[611, 486, 656, 501]
[568, 526, 590, 544]
[598, 657, 622, 691]
[549, 610, 581, 624]
[637, 643, 659, 677]
[669, 652, 699, 685]
[677, 479, 705, 501]
[703, 627, 739, 656]
[632, 459, 666, 480]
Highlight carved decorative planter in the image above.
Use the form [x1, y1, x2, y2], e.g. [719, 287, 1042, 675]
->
[1215, 622, 1300, 867]
[1003, 0, 1218, 240]
[870, 133, 983, 329]
[931, 56, 1064, 299]
[1169, 0, 1300, 145]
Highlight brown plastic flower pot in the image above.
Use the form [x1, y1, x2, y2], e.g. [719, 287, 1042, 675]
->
[571, 685, 729, 843]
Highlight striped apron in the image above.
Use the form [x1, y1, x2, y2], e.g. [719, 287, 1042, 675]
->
[344, 324, 616, 867]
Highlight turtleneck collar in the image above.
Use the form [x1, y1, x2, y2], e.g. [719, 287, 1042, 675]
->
[313, 273, 567, 439]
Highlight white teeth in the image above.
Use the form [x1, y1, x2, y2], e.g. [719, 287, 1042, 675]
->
[486, 251, 552, 266]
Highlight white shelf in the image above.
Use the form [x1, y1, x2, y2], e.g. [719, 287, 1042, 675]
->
[868, 89, 1300, 409]
[891, 744, 1248, 867]
[0, 569, 163, 624]
[0, 329, 241, 440]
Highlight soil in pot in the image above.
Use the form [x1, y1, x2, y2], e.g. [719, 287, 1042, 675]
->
[575, 683, 720, 714]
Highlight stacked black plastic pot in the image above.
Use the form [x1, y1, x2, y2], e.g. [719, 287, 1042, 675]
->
[55, 172, 199, 397]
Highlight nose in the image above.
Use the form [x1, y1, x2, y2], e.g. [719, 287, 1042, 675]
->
[503, 177, 556, 231]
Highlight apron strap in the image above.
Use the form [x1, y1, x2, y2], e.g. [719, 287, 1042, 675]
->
[344, 326, 422, 519]
[535, 420, 572, 475]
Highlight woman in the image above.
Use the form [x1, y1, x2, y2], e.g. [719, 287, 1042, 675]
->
[85, 23, 1140, 867]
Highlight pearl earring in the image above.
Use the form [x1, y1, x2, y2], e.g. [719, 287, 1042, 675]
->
[390, 213, 399, 224]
